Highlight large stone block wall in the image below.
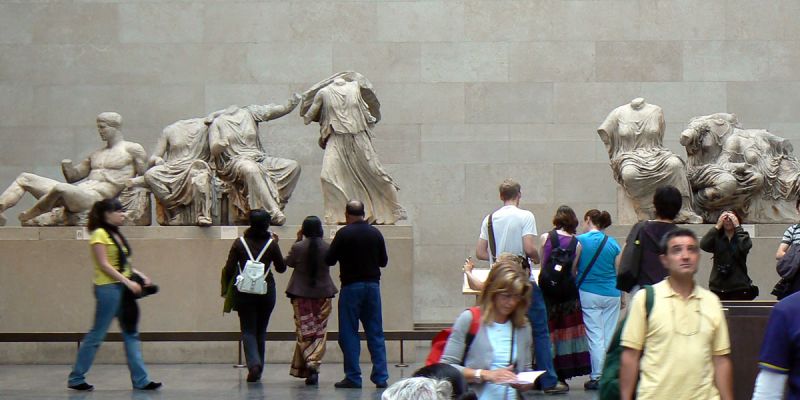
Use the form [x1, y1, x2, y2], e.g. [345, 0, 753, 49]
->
[2, 1, 800, 323]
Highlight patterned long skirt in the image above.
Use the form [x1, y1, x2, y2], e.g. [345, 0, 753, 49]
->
[546, 298, 592, 380]
[289, 298, 332, 378]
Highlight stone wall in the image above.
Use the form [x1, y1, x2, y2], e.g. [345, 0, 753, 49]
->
[2, 1, 800, 322]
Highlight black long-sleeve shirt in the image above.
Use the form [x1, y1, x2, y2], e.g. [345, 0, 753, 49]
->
[325, 221, 388, 286]
[222, 235, 286, 308]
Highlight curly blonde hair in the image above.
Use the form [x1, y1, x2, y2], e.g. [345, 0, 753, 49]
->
[478, 258, 531, 327]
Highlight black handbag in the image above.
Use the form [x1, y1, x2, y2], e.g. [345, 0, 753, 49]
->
[616, 222, 645, 292]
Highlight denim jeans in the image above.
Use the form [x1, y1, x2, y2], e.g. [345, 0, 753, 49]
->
[68, 283, 150, 389]
[579, 290, 621, 380]
[527, 280, 558, 388]
[236, 281, 277, 371]
[338, 281, 388, 386]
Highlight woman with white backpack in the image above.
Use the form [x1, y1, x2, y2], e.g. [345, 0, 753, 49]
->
[222, 209, 286, 382]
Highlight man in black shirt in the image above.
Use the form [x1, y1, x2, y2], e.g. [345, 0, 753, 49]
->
[325, 200, 389, 389]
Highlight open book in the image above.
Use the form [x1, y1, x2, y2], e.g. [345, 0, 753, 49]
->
[499, 371, 546, 386]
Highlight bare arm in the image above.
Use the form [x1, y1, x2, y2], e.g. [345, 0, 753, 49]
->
[523, 234, 539, 265]
[62, 157, 91, 183]
[92, 244, 140, 295]
[259, 93, 302, 122]
[712, 355, 734, 400]
[463, 258, 484, 290]
[148, 134, 168, 166]
[620, 348, 641, 400]
[776, 243, 789, 260]
[476, 238, 490, 261]
[127, 143, 148, 176]
[303, 91, 324, 125]
[572, 242, 582, 276]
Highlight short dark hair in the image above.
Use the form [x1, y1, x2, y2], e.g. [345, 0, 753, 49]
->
[244, 209, 271, 239]
[584, 209, 612, 229]
[346, 200, 365, 217]
[413, 363, 471, 398]
[552, 205, 578, 234]
[659, 228, 698, 254]
[499, 179, 521, 201]
[653, 186, 682, 220]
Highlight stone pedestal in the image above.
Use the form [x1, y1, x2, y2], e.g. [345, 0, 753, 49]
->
[0, 225, 413, 364]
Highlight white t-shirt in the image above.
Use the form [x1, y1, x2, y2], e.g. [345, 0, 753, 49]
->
[479, 205, 538, 263]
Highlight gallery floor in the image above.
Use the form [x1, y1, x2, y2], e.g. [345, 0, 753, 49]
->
[0, 363, 596, 400]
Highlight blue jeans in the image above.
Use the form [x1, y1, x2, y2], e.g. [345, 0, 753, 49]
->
[338, 281, 388, 386]
[527, 280, 558, 388]
[579, 290, 621, 380]
[68, 284, 149, 389]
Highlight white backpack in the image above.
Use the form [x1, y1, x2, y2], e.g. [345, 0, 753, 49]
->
[234, 236, 273, 295]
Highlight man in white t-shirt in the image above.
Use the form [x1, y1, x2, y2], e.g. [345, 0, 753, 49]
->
[473, 179, 567, 394]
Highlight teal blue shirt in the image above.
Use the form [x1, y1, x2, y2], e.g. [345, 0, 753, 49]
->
[576, 230, 621, 297]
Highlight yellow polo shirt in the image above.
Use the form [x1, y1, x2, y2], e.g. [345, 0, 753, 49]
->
[621, 279, 730, 400]
[89, 228, 132, 285]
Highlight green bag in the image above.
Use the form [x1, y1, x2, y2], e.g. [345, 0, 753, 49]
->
[221, 267, 236, 314]
[598, 285, 654, 400]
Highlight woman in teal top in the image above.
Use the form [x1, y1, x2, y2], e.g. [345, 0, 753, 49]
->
[68, 199, 161, 391]
[575, 209, 621, 390]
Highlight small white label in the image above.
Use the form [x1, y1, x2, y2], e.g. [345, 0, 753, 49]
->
[75, 228, 88, 240]
[554, 264, 563, 272]
[328, 226, 340, 239]
[220, 226, 238, 239]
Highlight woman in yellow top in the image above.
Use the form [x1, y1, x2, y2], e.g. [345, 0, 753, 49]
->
[68, 199, 161, 391]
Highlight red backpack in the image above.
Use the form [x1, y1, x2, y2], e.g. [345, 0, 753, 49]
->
[425, 307, 481, 366]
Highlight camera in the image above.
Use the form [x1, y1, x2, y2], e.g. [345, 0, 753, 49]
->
[130, 272, 159, 298]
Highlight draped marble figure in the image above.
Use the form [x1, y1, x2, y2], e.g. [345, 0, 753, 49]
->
[302, 72, 406, 225]
[681, 113, 799, 223]
[130, 118, 214, 226]
[207, 95, 302, 226]
[0, 112, 148, 226]
[598, 98, 702, 223]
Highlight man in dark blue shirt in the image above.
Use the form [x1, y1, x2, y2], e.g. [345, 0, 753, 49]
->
[754, 291, 800, 399]
[326, 200, 388, 389]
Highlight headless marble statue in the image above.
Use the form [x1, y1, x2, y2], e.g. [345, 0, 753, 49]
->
[598, 98, 702, 223]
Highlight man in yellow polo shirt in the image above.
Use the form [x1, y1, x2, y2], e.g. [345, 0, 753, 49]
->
[619, 228, 734, 400]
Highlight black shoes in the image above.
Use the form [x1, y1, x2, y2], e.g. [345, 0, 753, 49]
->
[246, 366, 262, 383]
[68, 383, 94, 391]
[139, 382, 162, 390]
[305, 372, 319, 385]
[375, 381, 388, 389]
[334, 378, 361, 389]
[584, 379, 599, 390]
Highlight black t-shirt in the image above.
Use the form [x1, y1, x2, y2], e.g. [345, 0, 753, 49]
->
[325, 221, 388, 286]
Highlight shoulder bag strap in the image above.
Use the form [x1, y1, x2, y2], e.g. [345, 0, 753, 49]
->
[487, 213, 497, 260]
[254, 237, 274, 262]
[576, 234, 609, 289]
[239, 237, 255, 261]
[549, 230, 561, 250]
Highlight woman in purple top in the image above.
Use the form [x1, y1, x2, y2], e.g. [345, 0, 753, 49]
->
[538, 205, 591, 387]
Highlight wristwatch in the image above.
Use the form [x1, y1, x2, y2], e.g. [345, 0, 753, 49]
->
[474, 369, 483, 383]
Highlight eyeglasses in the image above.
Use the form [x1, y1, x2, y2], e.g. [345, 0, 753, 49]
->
[496, 292, 523, 302]
[669, 297, 702, 336]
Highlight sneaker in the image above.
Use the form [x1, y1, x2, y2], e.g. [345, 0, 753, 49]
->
[375, 381, 388, 389]
[543, 381, 569, 394]
[334, 378, 361, 389]
[584, 379, 599, 390]
[68, 383, 94, 391]
[139, 382, 162, 391]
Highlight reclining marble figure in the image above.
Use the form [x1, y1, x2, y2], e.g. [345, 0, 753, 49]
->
[681, 113, 800, 223]
[598, 98, 702, 223]
[0, 112, 148, 226]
